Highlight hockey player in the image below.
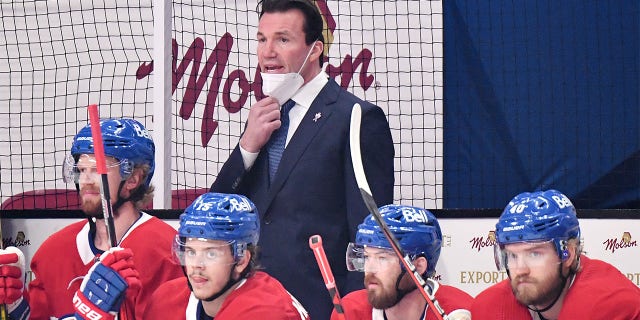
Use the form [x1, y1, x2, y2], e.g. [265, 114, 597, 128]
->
[143, 192, 310, 320]
[332, 205, 472, 320]
[471, 189, 640, 320]
[0, 118, 184, 319]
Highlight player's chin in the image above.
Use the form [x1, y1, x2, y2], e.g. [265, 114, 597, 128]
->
[513, 287, 539, 305]
[192, 286, 215, 300]
[81, 201, 103, 217]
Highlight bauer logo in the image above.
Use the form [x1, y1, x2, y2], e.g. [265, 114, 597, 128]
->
[603, 232, 637, 253]
[185, 221, 207, 226]
[469, 231, 496, 252]
[502, 225, 524, 232]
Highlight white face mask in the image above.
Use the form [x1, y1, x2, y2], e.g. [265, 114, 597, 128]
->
[261, 42, 315, 105]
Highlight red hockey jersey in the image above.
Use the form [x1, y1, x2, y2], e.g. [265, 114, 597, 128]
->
[471, 255, 640, 320]
[143, 271, 309, 320]
[27, 213, 184, 319]
[331, 283, 473, 320]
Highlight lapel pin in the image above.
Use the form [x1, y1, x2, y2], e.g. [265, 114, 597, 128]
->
[313, 112, 322, 122]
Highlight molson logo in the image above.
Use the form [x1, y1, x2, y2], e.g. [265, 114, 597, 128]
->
[4, 231, 31, 247]
[136, 1, 374, 147]
[603, 232, 637, 253]
[469, 230, 497, 252]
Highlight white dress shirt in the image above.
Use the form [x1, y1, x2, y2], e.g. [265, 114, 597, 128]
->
[240, 71, 329, 169]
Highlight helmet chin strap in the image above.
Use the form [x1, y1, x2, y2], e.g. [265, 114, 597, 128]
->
[110, 181, 128, 213]
[87, 180, 129, 223]
[392, 269, 413, 305]
[203, 262, 242, 302]
[527, 262, 577, 317]
[86, 181, 131, 246]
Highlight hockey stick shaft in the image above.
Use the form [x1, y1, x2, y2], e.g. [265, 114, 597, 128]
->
[309, 235, 347, 320]
[88, 105, 129, 320]
[88, 104, 117, 248]
[349, 104, 447, 320]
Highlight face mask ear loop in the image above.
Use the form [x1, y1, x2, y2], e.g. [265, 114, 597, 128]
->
[296, 39, 318, 75]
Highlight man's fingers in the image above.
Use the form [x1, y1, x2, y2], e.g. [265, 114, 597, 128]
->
[0, 265, 22, 278]
[0, 253, 18, 265]
[100, 248, 133, 267]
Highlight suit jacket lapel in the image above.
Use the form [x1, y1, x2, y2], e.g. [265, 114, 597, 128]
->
[262, 80, 341, 213]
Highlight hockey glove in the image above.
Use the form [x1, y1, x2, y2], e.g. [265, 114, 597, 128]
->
[73, 247, 141, 320]
[0, 247, 30, 320]
[0, 246, 25, 304]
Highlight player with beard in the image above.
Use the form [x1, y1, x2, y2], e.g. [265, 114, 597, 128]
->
[143, 192, 310, 320]
[332, 205, 473, 320]
[0, 118, 183, 319]
[471, 189, 640, 320]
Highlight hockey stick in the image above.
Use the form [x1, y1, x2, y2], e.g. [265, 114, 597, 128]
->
[309, 235, 347, 320]
[88, 105, 131, 320]
[88, 104, 118, 248]
[349, 104, 447, 320]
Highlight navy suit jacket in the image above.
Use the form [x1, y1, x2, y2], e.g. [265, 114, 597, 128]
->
[210, 78, 394, 319]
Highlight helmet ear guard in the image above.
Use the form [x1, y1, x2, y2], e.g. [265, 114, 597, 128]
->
[559, 239, 570, 260]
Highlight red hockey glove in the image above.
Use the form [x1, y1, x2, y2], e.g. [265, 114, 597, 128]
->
[0, 247, 25, 305]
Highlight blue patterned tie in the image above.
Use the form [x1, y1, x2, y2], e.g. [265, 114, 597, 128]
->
[268, 99, 295, 182]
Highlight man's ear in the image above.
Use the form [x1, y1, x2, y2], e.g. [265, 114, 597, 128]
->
[124, 168, 143, 191]
[309, 40, 324, 63]
[234, 250, 251, 274]
[413, 256, 428, 275]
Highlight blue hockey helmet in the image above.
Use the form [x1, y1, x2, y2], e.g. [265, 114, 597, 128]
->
[496, 189, 580, 261]
[354, 204, 442, 276]
[68, 118, 155, 186]
[176, 192, 260, 260]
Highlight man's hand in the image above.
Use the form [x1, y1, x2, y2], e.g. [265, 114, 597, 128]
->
[73, 247, 141, 320]
[0, 247, 30, 320]
[0, 247, 25, 305]
[239, 96, 283, 152]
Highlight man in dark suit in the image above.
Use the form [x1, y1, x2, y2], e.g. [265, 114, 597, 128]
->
[210, 0, 394, 318]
